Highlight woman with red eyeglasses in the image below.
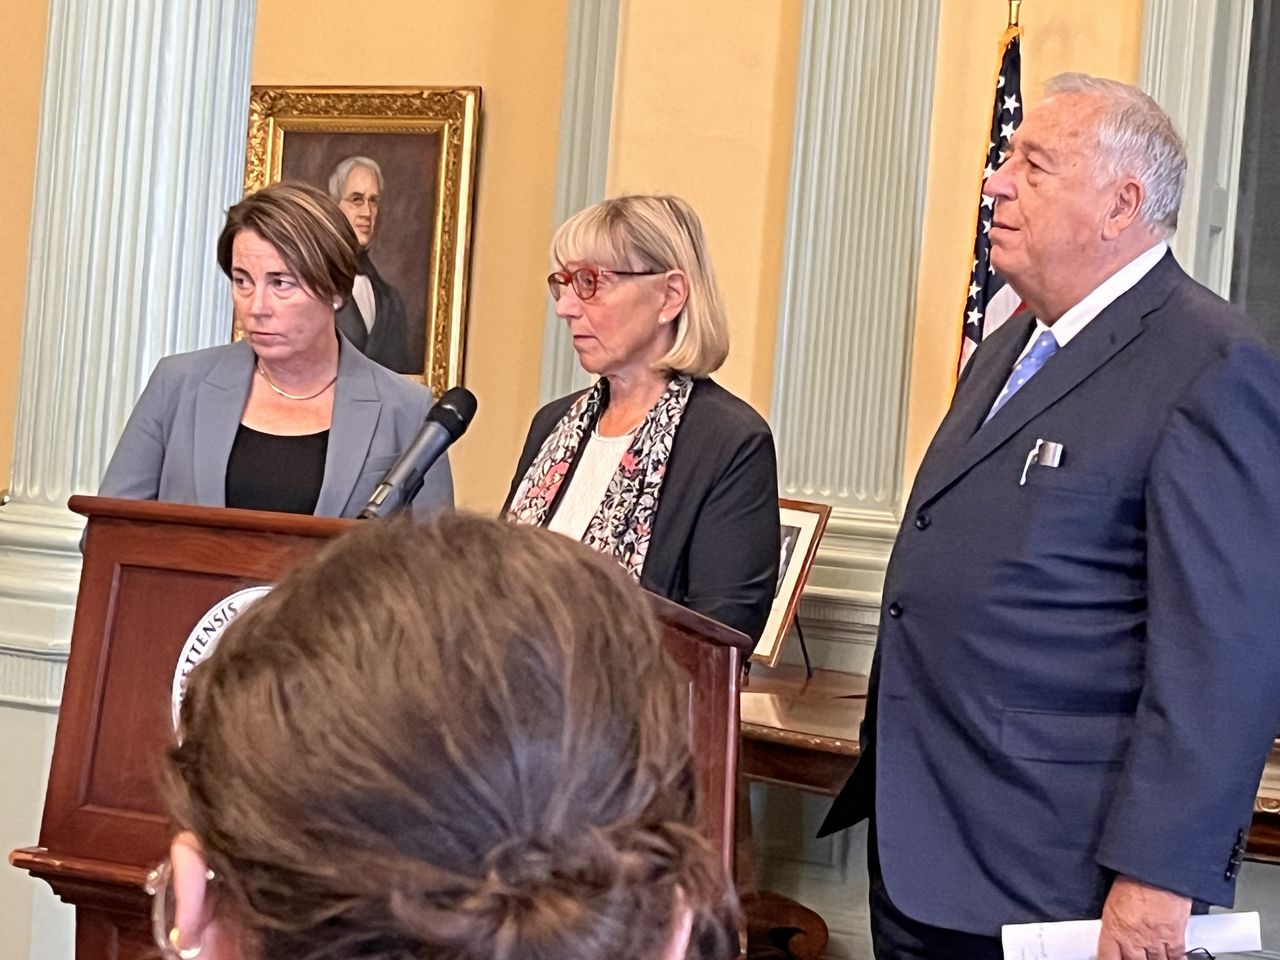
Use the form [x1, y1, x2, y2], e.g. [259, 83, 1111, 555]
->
[504, 195, 780, 644]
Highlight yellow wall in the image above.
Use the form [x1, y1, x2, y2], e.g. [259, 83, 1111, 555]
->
[253, 0, 800, 509]
[0, 1, 1149, 509]
[905, 0, 1146, 487]
[608, 0, 802, 416]
[253, 0, 569, 511]
[0, 0, 49, 493]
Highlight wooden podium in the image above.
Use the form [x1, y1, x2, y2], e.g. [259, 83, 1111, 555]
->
[9, 496, 751, 960]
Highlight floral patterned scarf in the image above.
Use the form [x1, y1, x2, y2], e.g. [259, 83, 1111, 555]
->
[507, 375, 694, 581]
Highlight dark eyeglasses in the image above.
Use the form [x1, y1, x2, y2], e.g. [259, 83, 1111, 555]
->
[546, 266, 663, 301]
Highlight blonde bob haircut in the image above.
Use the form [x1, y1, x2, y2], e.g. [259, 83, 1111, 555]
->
[552, 194, 729, 378]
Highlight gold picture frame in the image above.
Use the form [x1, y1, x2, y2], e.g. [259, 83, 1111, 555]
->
[243, 85, 481, 397]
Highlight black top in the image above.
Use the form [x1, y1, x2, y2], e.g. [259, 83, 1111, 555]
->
[225, 424, 329, 515]
[505, 378, 781, 643]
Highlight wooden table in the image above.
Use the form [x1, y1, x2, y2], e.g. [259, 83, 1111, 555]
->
[738, 666, 1280, 861]
[740, 666, 864, 796]
[1253, 743, 1280, 860]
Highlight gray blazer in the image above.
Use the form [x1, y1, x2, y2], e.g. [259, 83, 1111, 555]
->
[99, 335, 453, 517]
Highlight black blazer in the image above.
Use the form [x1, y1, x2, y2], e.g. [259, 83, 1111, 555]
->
[505, 378, 781, 643]
[335, 256, 422, 374]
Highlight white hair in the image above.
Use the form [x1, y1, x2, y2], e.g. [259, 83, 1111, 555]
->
[1045, 73, 1187, 236]
[327, 156, 384, 201]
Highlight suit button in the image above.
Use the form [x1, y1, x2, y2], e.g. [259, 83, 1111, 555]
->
[888, 602, 903, 618]
[915, 512, 930, 530]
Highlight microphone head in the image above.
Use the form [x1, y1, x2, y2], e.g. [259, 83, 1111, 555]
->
[426, 386, 478, 439]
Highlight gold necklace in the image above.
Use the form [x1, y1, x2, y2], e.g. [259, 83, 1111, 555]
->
[255, 362, 337, 401]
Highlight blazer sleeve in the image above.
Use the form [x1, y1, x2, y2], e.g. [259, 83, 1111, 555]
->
[681, 426, 781, 643]
[98, 358, 175, 500]
[410, 456, 454, 517]
[1095, 339, 1280, 904]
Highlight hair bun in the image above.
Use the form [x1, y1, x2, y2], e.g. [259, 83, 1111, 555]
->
[482, 829, 618, 893]
[392, 826, 681, 960]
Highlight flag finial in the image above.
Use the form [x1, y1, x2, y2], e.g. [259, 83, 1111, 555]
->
[1008, 0, 1021, 27]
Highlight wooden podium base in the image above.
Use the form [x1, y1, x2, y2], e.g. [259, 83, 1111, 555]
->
[10, 497, 753, 960]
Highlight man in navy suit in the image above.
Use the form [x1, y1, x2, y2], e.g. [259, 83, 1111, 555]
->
[819, 73, 1280, 960]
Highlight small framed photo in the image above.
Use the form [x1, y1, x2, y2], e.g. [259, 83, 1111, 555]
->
[752, 499, 832, 667]
[243, 85, 481, 397]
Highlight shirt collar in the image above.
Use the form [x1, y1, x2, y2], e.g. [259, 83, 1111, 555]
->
[1031, 240, 1168, 349]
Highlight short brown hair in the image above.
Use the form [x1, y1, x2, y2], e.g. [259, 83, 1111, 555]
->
[167, 515, 735, 960]
[552, 195, 730, 378]
[216, 181, 359, 303]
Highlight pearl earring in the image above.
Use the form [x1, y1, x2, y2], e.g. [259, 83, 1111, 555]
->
[168, 928, 203, 960]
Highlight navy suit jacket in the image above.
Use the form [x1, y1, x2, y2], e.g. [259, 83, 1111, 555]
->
[818, 253, 1280, 934]
[505, 378, 780, 643]
[99, 334, 453, 517]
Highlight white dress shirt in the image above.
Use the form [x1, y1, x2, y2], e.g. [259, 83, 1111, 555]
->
[1012, 241, 1169, 363]
[352, 274, 377, 333]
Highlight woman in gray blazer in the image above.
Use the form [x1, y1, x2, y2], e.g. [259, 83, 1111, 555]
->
[100, 182, 452, 518]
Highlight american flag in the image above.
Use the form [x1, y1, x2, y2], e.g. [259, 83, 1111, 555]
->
[958, 27, 1023, 374]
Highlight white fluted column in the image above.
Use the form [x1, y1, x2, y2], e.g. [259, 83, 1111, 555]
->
[0, 0, 257, 707]
[769, 0, 939, 672]
[538, 0, 621, 403]
[1141, 0, 1253, 295]
[754, 11, 940, 951]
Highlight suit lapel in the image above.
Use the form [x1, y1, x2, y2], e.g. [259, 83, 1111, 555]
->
[910, 313, 1034, 501]
[314, 337, 381, 517]
[914, 252, 1185, 506]
[193, 341, 255, 507]
[946, 314, 1035, 443]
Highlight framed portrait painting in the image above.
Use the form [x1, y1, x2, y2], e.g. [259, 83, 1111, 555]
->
[243, 85, 480, 397]
[751, 498, 831, 667]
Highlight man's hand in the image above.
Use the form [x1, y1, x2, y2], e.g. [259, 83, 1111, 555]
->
[1097, 875, 1192, 960]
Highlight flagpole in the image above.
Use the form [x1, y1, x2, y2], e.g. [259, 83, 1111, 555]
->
[1008, 0, 1021, 27]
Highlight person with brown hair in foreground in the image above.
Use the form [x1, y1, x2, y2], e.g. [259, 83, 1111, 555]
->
[147, 515, 736, 960]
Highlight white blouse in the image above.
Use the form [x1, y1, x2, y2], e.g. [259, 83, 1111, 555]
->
[546, 428, 635, 542]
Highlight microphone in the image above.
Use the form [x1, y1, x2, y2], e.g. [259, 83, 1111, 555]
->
[358, 386, 477, 520]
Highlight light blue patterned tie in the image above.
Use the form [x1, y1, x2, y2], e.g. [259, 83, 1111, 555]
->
[984, 330, 1059, 423]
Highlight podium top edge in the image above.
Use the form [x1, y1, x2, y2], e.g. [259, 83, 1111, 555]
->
[646, 592, 753, 653]
[69, 497, 754, 652]
[69, 495, 353, 539]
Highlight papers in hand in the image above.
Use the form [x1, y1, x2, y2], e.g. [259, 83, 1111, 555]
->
[1001, 912, 1261, 960]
